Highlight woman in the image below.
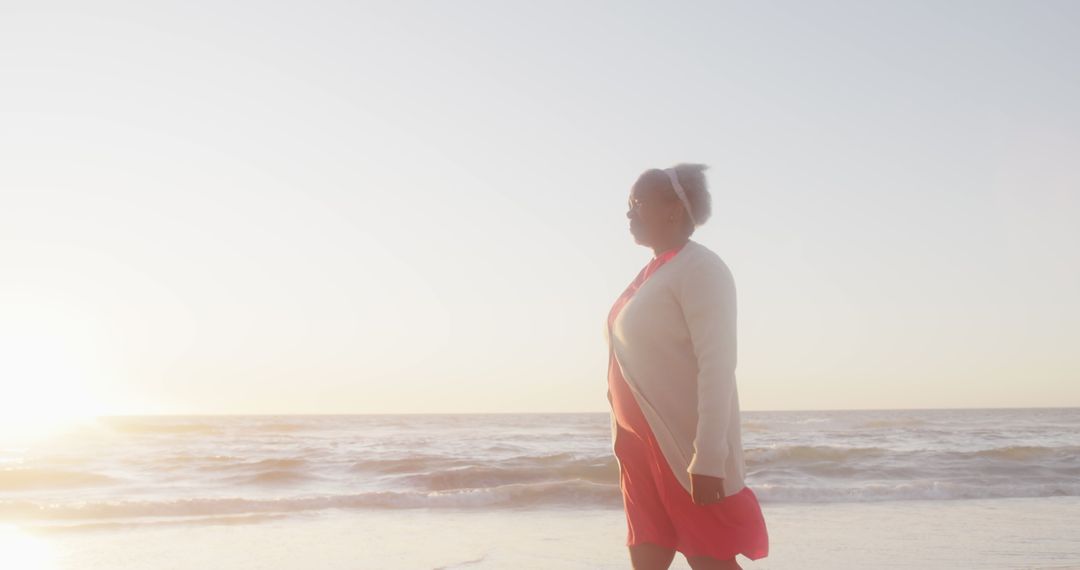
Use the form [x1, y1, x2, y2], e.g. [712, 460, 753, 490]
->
[605, 164, 769, 569]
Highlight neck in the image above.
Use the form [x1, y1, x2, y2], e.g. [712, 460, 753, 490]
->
[651, 234, 690, 258]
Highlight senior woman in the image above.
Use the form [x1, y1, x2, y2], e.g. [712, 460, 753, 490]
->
[604, 164, 769, 570]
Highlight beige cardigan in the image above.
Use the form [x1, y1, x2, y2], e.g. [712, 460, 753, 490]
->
[605, 238, 746, 498]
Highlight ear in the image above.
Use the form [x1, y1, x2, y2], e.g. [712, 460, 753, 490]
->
[669, 201, 687, 223]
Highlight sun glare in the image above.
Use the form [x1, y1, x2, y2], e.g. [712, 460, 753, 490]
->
[0, 327, 109, 445]
[0, 525, 58, 570]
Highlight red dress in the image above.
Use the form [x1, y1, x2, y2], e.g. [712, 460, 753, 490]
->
[608, 243, 769, 561]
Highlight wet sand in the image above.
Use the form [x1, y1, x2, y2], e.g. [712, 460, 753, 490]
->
[8, 496, 1080, 569]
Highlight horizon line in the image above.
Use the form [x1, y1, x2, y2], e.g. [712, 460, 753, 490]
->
[94, 405, 1080, 417]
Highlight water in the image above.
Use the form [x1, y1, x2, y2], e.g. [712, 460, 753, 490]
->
[2, 408, 1078, 529]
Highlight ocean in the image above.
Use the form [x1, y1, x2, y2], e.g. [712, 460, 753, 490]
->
[2, 408, 1079, 569]
[4, 408, 1079, 524]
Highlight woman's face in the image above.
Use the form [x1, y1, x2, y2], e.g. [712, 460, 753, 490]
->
[626, 177, 679, 246]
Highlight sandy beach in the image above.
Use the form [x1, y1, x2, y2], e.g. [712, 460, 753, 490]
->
[7, 496, 1078, 570]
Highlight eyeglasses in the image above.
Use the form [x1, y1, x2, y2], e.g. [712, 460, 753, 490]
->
[627, 196, 674, 212]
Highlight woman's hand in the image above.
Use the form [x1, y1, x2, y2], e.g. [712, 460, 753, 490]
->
[690, 473, 726, 506]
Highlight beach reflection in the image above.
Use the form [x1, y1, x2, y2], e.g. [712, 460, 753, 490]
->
[0, 524, 57, 570]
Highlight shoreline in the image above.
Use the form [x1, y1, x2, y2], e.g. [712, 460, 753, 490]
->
[8, 495, 1080, 569]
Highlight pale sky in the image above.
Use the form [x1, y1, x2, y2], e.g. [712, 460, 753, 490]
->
[1, 1, 1078, 420]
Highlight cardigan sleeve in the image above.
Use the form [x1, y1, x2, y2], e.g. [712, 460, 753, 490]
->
[679, 255, 738, 478]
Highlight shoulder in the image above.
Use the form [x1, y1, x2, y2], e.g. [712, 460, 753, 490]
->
[682, 240, 735, 281]
[674, 241, 736, 305]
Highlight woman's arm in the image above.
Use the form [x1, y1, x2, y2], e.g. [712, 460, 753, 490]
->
[678, 255, 738, 479]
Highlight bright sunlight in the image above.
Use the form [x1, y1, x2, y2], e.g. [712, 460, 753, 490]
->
[0, 317, 109, 445]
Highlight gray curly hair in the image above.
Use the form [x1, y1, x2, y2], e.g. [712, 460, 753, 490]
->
[644, 163, 712, 231]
